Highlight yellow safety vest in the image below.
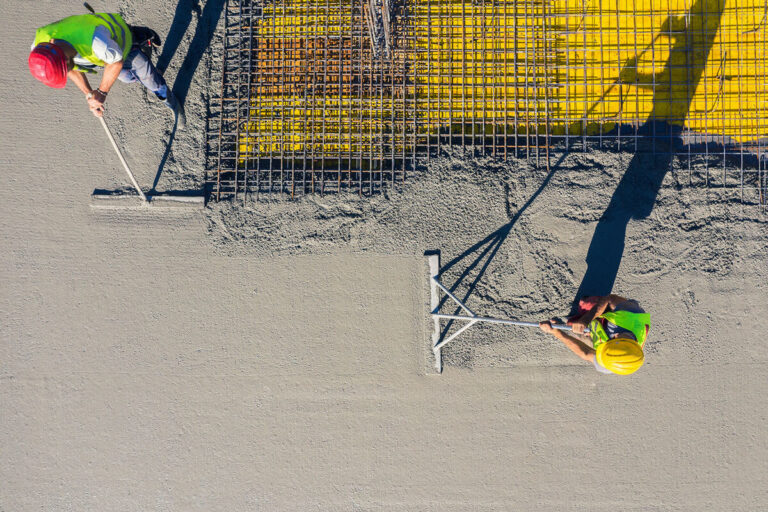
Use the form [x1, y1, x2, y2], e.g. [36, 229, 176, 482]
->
[34, 13, 132, 68]
[589, 310, 650, 349]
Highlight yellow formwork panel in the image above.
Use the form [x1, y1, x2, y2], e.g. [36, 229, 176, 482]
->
[243, 0, 403, 155]
[242, 0, 766, 158]
[412, 0, 766, 139]
[562, 0, 765, 138]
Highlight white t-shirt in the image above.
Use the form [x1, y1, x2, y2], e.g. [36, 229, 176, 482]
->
[33, 26, 123, 68]
[592, 354, 614, 374]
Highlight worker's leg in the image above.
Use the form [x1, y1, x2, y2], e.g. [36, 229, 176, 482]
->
[119, 47, 169, 100]
[118, 46, 185, 128]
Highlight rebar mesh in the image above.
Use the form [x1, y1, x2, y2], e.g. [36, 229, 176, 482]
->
[208, 0, 411, 199]
[207, 0, 768, 206]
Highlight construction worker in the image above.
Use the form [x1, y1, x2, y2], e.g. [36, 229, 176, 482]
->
[28, 12, 185, 128]
[538, 294, 650, 375]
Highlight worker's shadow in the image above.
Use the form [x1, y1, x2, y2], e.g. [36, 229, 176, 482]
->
[151, 0, 226, 193]
[437, 0, 725, 331]
[573, 0, 724, 304]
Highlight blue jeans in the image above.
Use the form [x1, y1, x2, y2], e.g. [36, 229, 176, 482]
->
[118, 46, 168, 100]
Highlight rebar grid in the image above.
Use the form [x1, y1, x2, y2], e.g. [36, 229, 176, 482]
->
[207, 0, 768, 207]
[208, 0, 410, 199]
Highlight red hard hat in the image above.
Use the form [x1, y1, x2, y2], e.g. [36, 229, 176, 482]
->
[29, 42, 68, 88]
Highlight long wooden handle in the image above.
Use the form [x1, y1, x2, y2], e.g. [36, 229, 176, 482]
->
[99, 116, 148, 202]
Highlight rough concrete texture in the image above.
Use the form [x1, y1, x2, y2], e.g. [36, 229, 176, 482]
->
[2, 1, 768, 511]
[207, 149, 768, 371]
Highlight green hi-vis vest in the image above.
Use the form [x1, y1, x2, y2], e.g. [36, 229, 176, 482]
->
[589, 310, 650, 349]
[34, 13, 132, 68]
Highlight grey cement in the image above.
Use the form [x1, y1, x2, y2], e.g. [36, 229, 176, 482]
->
[206, 149, 768, 370]
[2, 1, 768, 510]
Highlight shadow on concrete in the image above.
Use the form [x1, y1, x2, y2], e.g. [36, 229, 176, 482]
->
[573, 0, 725, 304]
[151, 115, 179, 193]
[162, 0, 226, 104]
[435, 153, 567, 341]
[151, 0, 225, 192]
[156, 0, 202, 75]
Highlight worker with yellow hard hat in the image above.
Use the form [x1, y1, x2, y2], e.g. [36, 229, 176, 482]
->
[539, 294, 649, 375]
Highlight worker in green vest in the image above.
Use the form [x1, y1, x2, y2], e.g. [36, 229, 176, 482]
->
[28, 12, 185, 129]
[539, 294, 649, 375]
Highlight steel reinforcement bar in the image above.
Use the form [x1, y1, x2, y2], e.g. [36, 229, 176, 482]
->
[206, 0, 768, 208]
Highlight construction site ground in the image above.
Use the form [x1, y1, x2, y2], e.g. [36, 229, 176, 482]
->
[2, 1, 768, 510]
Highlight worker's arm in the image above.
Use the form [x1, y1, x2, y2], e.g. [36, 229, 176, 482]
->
[539, 320, 595, 362]
[85, 61, 123, 117]
[67, 69, 94, 96]
[570, 294, 628, 334]
[97, 61, 122, 94]
[52, 38, 102, 117]
[67, 69, 106, 118]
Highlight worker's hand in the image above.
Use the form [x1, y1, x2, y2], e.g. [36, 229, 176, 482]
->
[538, 320, 557, 335]
[571, 320, 589, 334]
[87, 90, 106, 117]
[89, 103, 104, 117]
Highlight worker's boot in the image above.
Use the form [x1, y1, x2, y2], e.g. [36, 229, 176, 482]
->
[162, 90, 186, 130]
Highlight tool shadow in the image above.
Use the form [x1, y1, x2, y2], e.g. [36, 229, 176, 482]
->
[151, 0, 226, 193]
[434, 155, 564, 342]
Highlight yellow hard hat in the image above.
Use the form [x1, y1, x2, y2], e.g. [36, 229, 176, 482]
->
[596, 338, 644, 375]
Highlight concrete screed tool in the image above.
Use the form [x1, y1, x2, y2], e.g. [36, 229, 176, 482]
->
[426, 253, 589, 374]
[90, 115, 204, 209]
